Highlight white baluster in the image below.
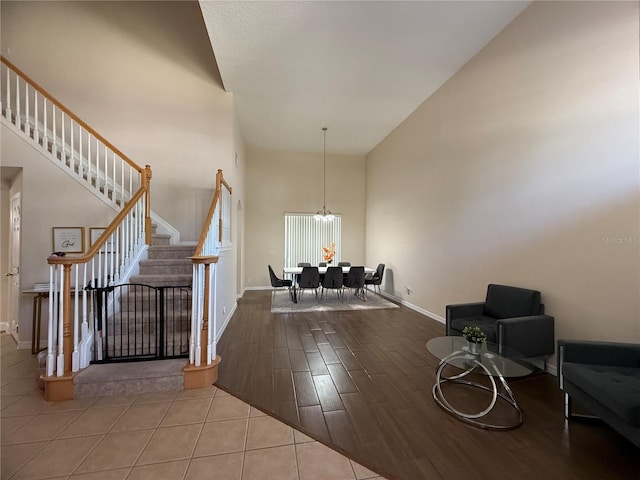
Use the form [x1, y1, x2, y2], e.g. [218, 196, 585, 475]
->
[208, 263, 215, 364]
[61, 111, 65, 164]
[15, 74, 21, 129]
[5, 67, 12, 121]
[72, 265, 79, 372]
[70, 120, 74, 174]
[56, 266, 64, 377]
[79, 126, 83, 181]
[43, 100, 47, 148]
[33, 90, 39, 143]
[46, 266, 55, 377]
[24, 82, 29, 135]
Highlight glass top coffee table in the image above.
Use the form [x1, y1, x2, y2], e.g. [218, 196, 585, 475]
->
[426, 336, 534, 430]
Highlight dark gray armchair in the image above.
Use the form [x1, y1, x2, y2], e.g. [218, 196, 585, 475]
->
[446, 284, 555, 361]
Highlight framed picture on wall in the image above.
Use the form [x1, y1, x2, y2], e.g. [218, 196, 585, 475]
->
[52, 227, 85, 254]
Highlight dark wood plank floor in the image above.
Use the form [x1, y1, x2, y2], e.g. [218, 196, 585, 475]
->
[216, 290, 639, 480]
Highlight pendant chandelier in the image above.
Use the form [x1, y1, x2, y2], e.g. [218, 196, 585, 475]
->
[315, 127, 335, 221]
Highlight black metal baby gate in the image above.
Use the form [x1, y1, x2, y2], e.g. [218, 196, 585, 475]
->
[88, 283, 192, 363]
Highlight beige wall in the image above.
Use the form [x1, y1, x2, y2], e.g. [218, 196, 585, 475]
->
[245, 147, 366, 287]
[2, 127, 117, 344]
[1, 1, 245, 344]
[366, 1, 640, 350]
[1, 0, 239, 242]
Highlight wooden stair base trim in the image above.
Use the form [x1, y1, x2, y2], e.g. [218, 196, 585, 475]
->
[183, 355, 222, 389]
[42, 374, 74, 401]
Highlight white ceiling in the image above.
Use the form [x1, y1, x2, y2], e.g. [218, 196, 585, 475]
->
[199, 1, 531, 155]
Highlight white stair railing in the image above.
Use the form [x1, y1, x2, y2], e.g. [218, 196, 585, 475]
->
[45, 175, 152, 401]
[0, 56, 154, 400]
[185, 170, 231, 386]
[1, 56, 142, 208]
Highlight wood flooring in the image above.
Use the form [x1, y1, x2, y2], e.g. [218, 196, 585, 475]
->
[215, 290, 639, 480]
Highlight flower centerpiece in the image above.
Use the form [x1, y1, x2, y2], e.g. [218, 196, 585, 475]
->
[462, 325, 487, 354]
[322, 243, 336, 264]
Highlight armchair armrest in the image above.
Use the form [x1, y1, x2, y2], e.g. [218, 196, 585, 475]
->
[446, 302, 484, 320]
[445, 302, 484, 335]
[558, 340, 640, 368]
[497, 315, 555, 358]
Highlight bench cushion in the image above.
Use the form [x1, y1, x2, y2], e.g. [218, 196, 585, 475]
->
[563, 362, 640, 426]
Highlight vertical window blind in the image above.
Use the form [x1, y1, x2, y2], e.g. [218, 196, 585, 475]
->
[284, 214, 342, 268]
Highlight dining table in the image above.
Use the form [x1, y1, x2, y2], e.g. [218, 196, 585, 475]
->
[282, 265, 375, 303]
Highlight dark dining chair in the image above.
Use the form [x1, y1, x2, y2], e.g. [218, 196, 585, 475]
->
[268, 265, 293, 301]
[297, 262, 312, 267]
[321, 266, 343, 301]
[343, 266, 365, 301]
[364, 263, 385, 295]
[319, 262, 327, 267]
[337, 261, 351, 267]
[297, 266, 320, 301]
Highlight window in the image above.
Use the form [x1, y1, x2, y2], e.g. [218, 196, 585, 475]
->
[284, 214, 341, 268]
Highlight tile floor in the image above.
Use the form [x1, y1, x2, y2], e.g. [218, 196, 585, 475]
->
[1, 334, 387, 480]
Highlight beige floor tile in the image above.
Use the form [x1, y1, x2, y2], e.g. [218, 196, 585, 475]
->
[1, 366, 39, 386]
[350, 460, 382, 479]
[75, 429, 154, 473]
[136, 423, 202, 465]
[160, 397, 212, 427]
[296, 441, 356, 480]
[1, 414, 35, 441]
[58, 405, 126, 438]
[1, 393, 52, 417]
[214, 386, 231, 397]
[193, 418, 248, 457]
[185, 452, 244, 480]
[175, 385, 217, 400]
[1, 394, 23, 411]
[12, 434, 102, 480]
[0, 441, 48, 479]
[207, 395, 250, 421]
[246, 415, 294, 450]
[44, 396, 97, 413]
[110, 401, 171, 432]
[250, 406, 268, 417]
[1, 377, 41, 396]
[4, 410, 80, 444]
[91, 393, 138, 408]
[242, 444, 298, 480]
[127, 459, 189, 480]
[133, 390, 179, 404]
[294, 429, 316, 444]
[69, 467, 131, 479]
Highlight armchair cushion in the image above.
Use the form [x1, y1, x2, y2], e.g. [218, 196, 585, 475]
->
[483, 284, 542, 318]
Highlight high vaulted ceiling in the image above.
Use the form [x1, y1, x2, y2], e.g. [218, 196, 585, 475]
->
[199, 1, 531, 155]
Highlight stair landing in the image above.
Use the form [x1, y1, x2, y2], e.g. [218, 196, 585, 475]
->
[74, 358, 187, 397]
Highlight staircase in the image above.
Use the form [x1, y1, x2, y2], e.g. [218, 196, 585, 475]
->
[74, 233, 196, 397]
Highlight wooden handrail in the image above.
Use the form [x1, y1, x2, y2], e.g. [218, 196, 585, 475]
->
[1, 55, 142, 174]
[194, 190, 221, 257]
[193, 169, 231, 257]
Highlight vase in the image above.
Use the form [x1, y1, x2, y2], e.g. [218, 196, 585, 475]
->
[467, 340, 482, 355]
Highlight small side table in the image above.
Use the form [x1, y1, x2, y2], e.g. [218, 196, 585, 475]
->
[22, 289, 49, 355]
